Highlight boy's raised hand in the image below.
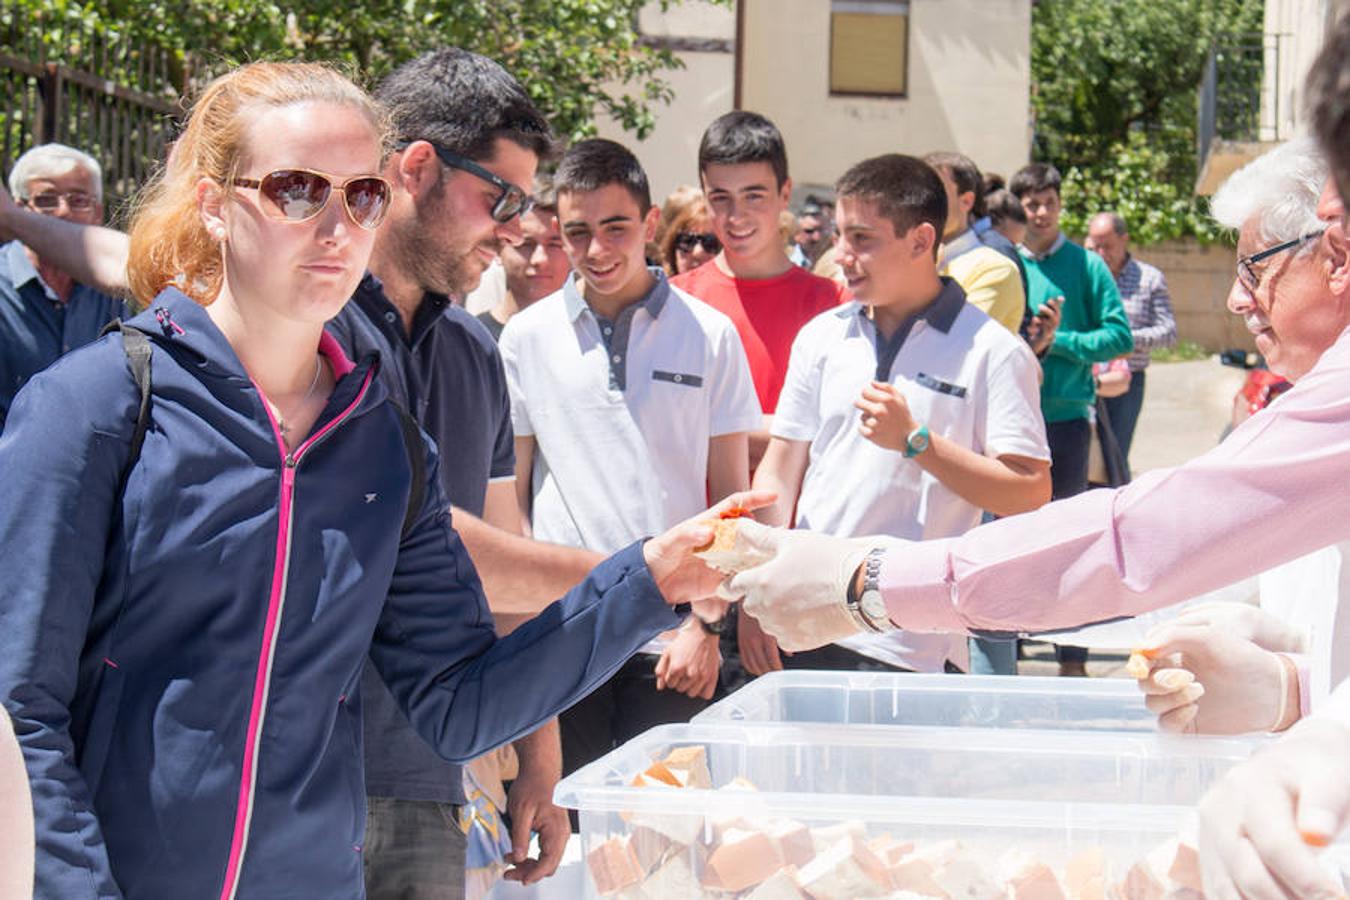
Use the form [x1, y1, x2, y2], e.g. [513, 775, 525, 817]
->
[855, 381, 918, 452]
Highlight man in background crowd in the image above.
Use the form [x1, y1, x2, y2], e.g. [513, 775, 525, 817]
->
[1084, 211, 1177, 463]
[477, 175, 570, 342]
[0, 143, 128, 430]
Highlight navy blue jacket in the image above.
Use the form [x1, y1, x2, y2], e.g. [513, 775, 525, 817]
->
[0, 290, 682, 898]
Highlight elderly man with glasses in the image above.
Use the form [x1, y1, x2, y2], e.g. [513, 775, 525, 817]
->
[0, 143, 128, 430]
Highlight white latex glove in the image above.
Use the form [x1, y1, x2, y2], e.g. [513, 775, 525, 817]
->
[1198, 714, 1350, 899]
[1135, 620, 1295, 735]
[726, 522, 880, 652]
[1166, 602, 1308, 654]
[643, 489, 776, 622]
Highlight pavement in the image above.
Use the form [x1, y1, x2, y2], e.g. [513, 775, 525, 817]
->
[1018, 356, 1248, 678]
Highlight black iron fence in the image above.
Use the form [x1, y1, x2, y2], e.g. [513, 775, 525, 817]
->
[0, 4, 190, 223]
[1197, 32, 1284, 167]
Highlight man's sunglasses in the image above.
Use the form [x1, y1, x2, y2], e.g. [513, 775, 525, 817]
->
[231, 169, 392, 230]
[400, 140, 533, 223]
[28, 191, 97, 212]
[1236, 229, 1326, 293]
[674, 231, 721, 254]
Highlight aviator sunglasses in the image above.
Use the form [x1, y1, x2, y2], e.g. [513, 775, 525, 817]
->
[397, 139, 534, 223]
[674, 231, 721, 254]
[230, 168, 392, 230]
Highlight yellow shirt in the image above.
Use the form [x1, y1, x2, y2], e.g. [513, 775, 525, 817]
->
[940, 244, 1025, 335]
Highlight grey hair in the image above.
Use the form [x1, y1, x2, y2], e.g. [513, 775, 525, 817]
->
[1090, 211, 1128, 236]
[1211, 136, 1326, 252]
[7, 143, 103, 202]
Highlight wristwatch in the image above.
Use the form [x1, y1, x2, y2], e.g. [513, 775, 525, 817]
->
[699, 615, 728, 636]
[845, 548, 896, 634]
[903, 424, 931, 458]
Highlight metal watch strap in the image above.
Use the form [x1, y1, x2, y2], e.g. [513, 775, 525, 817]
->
[846, 547, 888, 634]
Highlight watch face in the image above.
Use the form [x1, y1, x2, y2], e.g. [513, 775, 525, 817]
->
[912, 431, 930, 452]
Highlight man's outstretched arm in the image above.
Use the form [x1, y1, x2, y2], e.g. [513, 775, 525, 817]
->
[0, 186, 131, 297]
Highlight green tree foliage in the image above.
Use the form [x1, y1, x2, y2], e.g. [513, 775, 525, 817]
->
[5, 0, 721, 142]
[1031, 0, 1264, 243]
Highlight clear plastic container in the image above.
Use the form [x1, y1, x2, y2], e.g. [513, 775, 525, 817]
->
[695, 670, 1160, 732]
[555, 721, 1255, 898]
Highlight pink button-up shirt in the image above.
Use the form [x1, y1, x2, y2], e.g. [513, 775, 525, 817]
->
[881, 325, 1350, 638]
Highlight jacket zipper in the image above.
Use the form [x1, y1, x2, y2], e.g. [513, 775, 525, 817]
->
[218, 366, 377, 900]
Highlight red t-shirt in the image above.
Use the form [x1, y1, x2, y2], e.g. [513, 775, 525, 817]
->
[672, 262, 848, 412]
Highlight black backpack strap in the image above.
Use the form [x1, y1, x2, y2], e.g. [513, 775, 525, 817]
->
[394, 405, 427, 540]
[99, 320, 154, 491]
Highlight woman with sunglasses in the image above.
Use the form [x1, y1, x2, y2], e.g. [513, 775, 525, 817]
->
[0, 61, 757, 899]
[658, 195, 720, 276]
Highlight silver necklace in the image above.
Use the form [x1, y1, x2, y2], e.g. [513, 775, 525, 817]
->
[276, 356, 323, 442]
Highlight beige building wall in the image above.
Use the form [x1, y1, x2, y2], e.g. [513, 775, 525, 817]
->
[1262, 0, 1350, 140]
[595, 2, 736, 204]
[740, 0, 1032, 194]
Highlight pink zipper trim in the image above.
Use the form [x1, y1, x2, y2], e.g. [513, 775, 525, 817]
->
[218, 363, 376, 900]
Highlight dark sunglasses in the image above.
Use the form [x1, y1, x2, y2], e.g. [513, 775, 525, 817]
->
[674, 231, 721, 254]
[231, 168, 392, 230]
[400, 140, 533, 223]
[28, 190, 97, 212]
[1236, 229, 1326, 293]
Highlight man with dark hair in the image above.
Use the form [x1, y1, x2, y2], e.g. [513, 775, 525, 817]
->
[1010, 162, 1132, 676]
[0, 47, 593, 898]
[792, 193, 833, 267]
[501, 138, 760, 775]
[478, 175, 569, 341]
[672, 111, 846, 679]
[749, 153, 1049, 678]
[923, 151, 1025, 335]
[1084, 211, 1176, 463]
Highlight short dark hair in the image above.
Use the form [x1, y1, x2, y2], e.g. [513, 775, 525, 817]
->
[984, 189, 1027, 227]
[835, 154, 947, 256]
[1307, 13, 1350, 204]
[375, 48, 554, 163]
[531, 173, 557, 215]
[924, 151, 986, 219]
[1010, 163, 1062, 199]
[698, 111, 789, 188]
[554, 138, 652, 212]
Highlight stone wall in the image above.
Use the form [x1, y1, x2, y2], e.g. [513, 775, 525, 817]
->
[1131, 239, 1252, 353]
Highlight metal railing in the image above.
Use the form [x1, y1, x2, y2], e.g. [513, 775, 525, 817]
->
[1197, 32, 1285, 168]
[0, 4, 191, 223]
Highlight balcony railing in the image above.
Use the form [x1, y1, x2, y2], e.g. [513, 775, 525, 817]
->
[1197, 32, 1285, 168]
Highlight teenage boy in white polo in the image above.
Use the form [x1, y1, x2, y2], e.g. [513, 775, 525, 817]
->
[499, 139, 761, 775]
[747, 155, 1052, 675]
[671, 111, 847, 682]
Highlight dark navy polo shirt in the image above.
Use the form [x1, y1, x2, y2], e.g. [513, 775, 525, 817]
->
[0, 241, 129, 431]
[325, 272, 516, 805]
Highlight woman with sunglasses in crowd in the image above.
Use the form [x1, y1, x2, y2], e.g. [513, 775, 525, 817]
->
[658, 194, 721, 276]
[0, 61, 756, 899]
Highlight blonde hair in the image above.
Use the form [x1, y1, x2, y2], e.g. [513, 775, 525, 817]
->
[127, 61, 391, 306]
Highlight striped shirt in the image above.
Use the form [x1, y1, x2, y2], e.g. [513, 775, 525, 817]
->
[1115, 254, 1177, 371]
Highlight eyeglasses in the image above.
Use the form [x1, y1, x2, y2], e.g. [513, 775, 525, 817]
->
[674, 232, 721, 254]
[27, 190, 97, 212]
[402, 140, 533, 223]
[231, 169, 391, 230]
[1237, 229, 1325, 293]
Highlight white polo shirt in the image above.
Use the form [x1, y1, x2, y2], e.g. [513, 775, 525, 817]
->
[773, 278, 1049, 672]
[500, 268, 762, 555]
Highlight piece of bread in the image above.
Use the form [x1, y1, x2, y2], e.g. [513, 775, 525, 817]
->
[795, 834, 891, 898]
[587, 835, 645, 896]
[1064, 848, 1106, 900]
[702, 827, 787, 892]
[694, 513, 773, 574]
[1125, 651, 1152, 679]
[662, 745, 713, 789]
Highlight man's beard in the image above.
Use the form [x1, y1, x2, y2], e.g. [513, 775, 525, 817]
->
[392, 186, 501, 299]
